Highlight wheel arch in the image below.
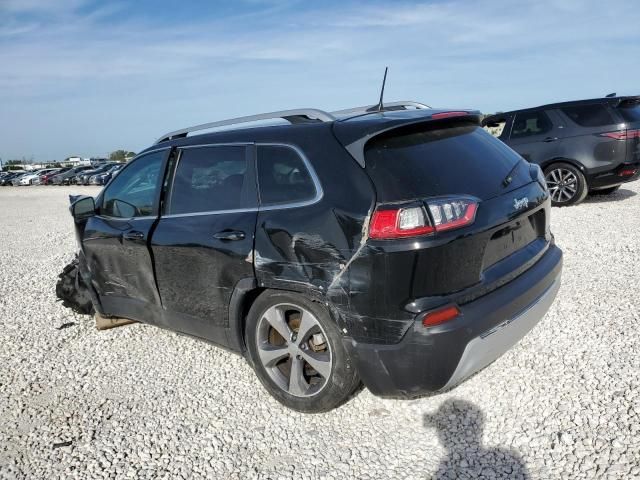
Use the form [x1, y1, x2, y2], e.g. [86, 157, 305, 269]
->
[539, 157, 588, 177]
[227, 280, 344, 355]
[227, 278, 263, 354]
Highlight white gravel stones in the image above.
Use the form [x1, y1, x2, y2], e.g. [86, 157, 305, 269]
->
[1, 184, 639, 479]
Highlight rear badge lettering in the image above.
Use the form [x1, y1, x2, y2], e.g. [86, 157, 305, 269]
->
[513, 197, 529, 210]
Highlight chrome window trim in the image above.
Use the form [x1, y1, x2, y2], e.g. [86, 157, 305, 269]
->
[97, 215, 157, 221]
[161, 142, 323, 219]
[256, 142, 324, 211]
[162, 207, 259, 219]
[128, 146, 172, 160]
[179, 142, 254, 149]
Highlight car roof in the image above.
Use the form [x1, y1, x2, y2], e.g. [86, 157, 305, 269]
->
[144, 107, 481, 158]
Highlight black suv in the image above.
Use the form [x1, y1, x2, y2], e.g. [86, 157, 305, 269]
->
[483, 96, 640, 206]
[61, 103, 562, 412]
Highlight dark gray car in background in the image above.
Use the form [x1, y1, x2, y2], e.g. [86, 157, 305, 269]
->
[49, 166, 95, 185]
[483, 95, 640, 206]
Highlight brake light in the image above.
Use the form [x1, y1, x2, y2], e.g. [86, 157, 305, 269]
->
[422, 305, 461, 327]
[369, 197, 478, 239]
[431, 111, 469, 120]
[370, 207, 435, 239]
[600, 129, 640, 140]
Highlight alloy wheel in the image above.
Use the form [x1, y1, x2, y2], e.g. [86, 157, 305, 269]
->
[545, 168, 578, 203]
[256, 304, 332, 397]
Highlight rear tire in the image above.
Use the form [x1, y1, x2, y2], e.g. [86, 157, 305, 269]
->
[245, 290, 360, 413]
[590, 185, 620, 196]
[544, 162, 588, 206]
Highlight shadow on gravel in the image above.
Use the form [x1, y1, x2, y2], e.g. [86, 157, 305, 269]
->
[424, 399, 529, 480]
[584, 188, 636, 204]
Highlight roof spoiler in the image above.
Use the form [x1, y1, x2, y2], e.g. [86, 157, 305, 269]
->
[336, 111, 481, 168]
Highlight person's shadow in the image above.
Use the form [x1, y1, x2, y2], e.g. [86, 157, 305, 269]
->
[424, 399, 530, 480]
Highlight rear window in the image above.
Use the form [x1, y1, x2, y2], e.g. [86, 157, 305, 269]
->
[561, 104, 616, 127]
[365, 123, 530, 203]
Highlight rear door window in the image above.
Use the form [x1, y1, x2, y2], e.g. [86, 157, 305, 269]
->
[168, 146, 254, 215]
[510, 111, 553, 139]
[257, 145, 318, 206]
[560, 104, 616, 127]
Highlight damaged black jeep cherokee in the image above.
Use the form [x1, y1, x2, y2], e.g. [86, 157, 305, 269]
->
[63, 102, 562, 412]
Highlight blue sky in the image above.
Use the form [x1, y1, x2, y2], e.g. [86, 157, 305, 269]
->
[1, 0, 639, 161]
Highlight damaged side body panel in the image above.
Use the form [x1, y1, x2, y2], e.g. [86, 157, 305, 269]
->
[251, 126, 416, 346]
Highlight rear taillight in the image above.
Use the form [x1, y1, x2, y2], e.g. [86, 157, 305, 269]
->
[370, 206, 435, 239]
[530, 164, 548, 191]
[426, 198, 478, 232]
[369, 197, 478, 240]
[600, 129, 640, 140]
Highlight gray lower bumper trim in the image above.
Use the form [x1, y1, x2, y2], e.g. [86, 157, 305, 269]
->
[441, 275, 561, 390]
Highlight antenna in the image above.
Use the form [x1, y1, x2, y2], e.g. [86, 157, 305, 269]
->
[376, 67, 389, 111]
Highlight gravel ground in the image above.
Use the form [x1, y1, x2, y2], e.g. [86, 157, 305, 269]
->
[0, 184, 639, 480]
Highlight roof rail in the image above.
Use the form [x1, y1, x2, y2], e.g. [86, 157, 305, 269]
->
[331, 100, 431, 116]
[155, 108, 336, 144]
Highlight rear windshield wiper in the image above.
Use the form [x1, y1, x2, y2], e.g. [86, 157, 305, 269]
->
[502, 159, 523, 187]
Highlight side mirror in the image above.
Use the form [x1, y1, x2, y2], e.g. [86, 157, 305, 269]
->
[71, 196, 96, 220]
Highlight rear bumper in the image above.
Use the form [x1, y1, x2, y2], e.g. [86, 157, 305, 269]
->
[588, 162, 640, 189]
[441, 275, 560, 390]
[347, 244, 562, 398]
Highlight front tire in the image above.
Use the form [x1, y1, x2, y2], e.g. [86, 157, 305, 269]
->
[544, 162, 588, 206]
[245, 290, 360, 413]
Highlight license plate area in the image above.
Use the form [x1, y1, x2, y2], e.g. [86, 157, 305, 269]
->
[483, 210, 545, 268]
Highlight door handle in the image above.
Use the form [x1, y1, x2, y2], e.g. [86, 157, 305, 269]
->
[213, 230, 245, 241]
[123, 231, 145, 241]
[544, 137, 558, 143]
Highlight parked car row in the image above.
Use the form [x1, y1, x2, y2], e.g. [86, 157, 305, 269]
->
[0, 163, 124, 187]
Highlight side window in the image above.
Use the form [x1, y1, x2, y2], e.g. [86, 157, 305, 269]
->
[168, 146, 251, 215]
[510, 111, 553, 139]
[561, 104, 617, 127]
[101, 151, 164, 218]
[257, 145, 317, 206]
